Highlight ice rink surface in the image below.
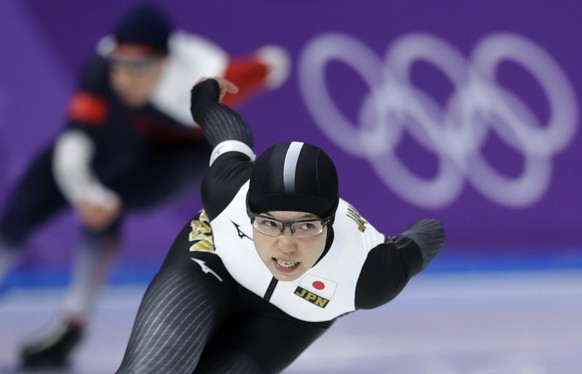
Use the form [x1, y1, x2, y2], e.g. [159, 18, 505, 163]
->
[1, 269, 581, 374]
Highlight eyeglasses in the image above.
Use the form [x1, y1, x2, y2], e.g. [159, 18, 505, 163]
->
[250, 214, 331, 238]
[108, 56, 159, 71]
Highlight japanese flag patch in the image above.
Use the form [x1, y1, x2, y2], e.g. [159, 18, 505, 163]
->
[294, 274, 338, 308]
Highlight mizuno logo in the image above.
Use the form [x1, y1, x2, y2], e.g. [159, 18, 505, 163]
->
[231, 221, 252, 241]
[190, 258, 223, 282]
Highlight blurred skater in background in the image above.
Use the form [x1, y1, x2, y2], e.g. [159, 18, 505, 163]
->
[0, 4, 290, 370]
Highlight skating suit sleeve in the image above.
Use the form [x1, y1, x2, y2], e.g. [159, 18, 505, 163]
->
[354, 219, 445, 309]
[191, 79, 256, 219]
[65, 53, 111, 132]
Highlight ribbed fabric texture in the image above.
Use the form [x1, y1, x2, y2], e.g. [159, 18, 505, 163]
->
[116, 271, 215, 373]
[190, 79, 253, 149]
[198, 104, 253, 149]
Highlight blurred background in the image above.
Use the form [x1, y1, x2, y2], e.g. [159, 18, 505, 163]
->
[1, 0, 581, 373]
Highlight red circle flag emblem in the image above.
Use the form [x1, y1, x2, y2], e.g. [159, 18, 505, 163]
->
[312, 280, 325, 290]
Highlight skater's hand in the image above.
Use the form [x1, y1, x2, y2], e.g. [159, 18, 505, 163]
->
[193, 76, 239, 103]
[78, 198, 122, 231]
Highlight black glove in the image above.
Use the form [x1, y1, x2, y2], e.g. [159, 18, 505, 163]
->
[190, 78, 221, 122]
[397, 219, 445, 270]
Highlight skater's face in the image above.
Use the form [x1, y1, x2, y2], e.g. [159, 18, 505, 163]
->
[252, 211, 328, 281]
[108, 44, 165, 107]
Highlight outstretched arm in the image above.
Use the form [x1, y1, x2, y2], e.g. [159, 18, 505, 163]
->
[355, 219, 445, 309]
[190, 78, 257, 219]
[190, 78, 255, 165]
[53, 54, 122, 231]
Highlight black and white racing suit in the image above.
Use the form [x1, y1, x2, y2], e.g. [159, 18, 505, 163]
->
[116, 79, 444, 374]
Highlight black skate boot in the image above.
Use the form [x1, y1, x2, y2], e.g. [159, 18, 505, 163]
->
[20, 320, 84, 370]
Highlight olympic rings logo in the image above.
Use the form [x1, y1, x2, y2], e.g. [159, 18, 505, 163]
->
[298, 32, 578, 208]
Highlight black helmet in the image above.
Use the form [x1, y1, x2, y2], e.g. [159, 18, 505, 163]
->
[247, 142, 339, 219]
[114, 4, 172, 55]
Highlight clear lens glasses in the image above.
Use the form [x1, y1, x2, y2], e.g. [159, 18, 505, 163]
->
[108, 56, 158, 71]
[251, 214, 329, 238]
